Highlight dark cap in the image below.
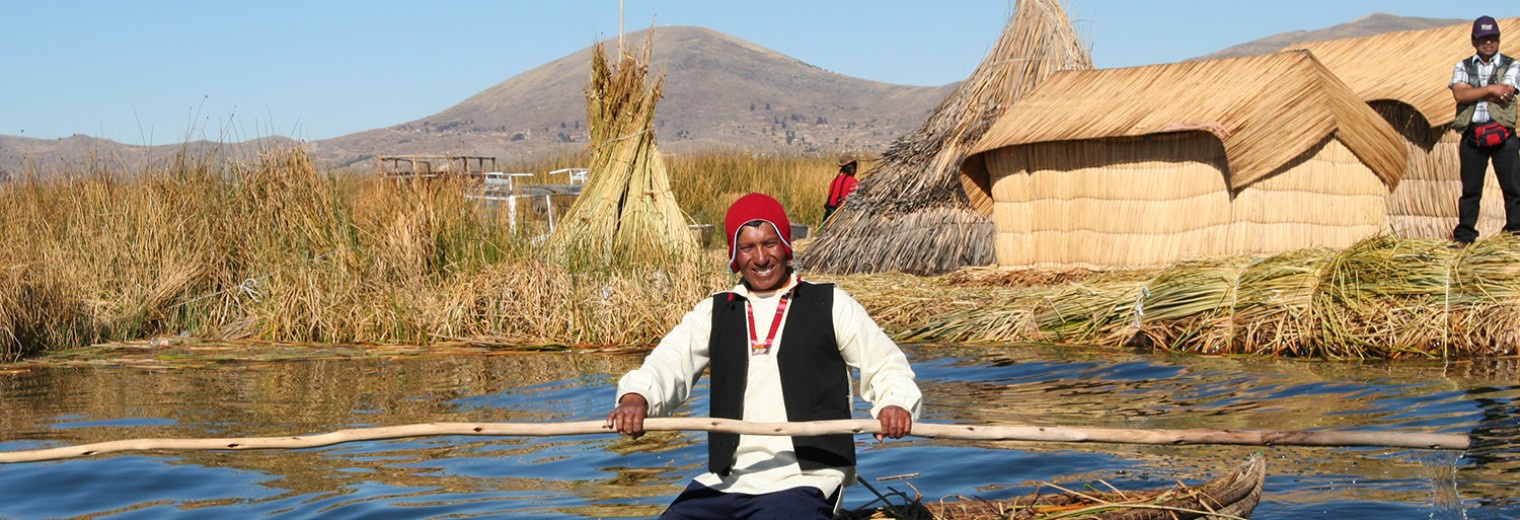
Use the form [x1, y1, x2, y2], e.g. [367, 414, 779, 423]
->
[1474, 16, 1500, 40]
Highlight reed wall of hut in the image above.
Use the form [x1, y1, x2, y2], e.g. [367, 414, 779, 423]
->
[964, 51, 1407, 269]
[1374, 102, 1507, 238]
[981, 133, 1390, 269]
[1290, 18, 1520, 240]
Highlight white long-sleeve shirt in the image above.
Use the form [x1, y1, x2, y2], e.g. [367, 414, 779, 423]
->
[615, 274, 922, 497]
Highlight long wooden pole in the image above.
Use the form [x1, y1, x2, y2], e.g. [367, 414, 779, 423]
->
[0, 418, 1467, 464]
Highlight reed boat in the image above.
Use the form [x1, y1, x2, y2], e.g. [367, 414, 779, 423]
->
[845, 455, 1266, 520]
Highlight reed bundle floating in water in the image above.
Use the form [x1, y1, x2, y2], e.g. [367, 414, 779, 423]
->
[870, 234, 1520, 358]
[548, 35, 696, 269]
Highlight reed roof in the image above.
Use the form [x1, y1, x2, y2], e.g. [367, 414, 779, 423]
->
[966, 51, 1408, 195]
[1288, 17, 1520, 129]
[797, 0, 1091, 275]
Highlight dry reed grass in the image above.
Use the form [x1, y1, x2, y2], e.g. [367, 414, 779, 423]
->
[0, 131, 850, 362]
[664, 152, 836, 235]
[0, 145, 739, 360]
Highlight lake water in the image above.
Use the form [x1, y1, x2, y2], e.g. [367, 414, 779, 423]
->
[0, 344, 1517, 519]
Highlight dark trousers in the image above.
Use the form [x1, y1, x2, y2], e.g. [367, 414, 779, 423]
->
[659, 481, 835, 520]
[1454, 129, 1520, 243]
[820, 205, 839, 229]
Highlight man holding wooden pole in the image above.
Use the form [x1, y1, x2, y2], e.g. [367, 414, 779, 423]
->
[606, 192, 921, 519]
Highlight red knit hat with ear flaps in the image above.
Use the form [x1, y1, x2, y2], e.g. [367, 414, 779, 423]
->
[724, 193, 792, 272]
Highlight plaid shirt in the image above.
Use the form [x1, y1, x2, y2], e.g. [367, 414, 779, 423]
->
[1451, 53, 1520, 124]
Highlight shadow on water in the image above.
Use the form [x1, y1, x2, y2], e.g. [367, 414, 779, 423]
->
[1458, 368, 1520, 514]
[0, 345, 1518, 518]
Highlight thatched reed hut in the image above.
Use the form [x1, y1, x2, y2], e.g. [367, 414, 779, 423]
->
[1289, 18, 1520, 240]
[960, 51, 1408, 269]
[797, 0, 1090, 275]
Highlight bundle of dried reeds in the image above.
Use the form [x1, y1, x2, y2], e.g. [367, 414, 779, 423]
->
[1228, 248, 1328, 356]
[798, 0, 1091, 275]
[548, 36, 696, 268]
[868, 235, 1520, 358]
[1447, 236, 1520, 353]
[1308, 235, 1452, 358]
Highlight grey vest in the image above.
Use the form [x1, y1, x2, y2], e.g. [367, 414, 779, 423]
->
[1455, 53, 1518, 130]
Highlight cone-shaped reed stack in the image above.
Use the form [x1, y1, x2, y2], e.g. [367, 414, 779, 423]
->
[549, 36, 696, 269]
[798, 0, 1091, 275]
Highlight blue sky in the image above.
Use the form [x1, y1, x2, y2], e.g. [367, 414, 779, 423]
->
[6, 1, 1520, 145]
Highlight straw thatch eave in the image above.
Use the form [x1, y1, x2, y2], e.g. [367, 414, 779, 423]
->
[797, 0, 1091, 275]
[963, 50, 1408, 207]
[1289, 17, 1520, 130]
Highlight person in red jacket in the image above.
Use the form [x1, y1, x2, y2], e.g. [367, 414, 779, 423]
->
[821, 159, 858, 228]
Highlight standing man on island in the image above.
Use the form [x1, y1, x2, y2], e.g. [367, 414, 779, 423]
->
[606, 192, 921, 519]
[1450, 15, 1520, 247]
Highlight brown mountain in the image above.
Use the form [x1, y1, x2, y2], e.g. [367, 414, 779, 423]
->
[1192, 13, 1462, 61]
[0, 134, 298, 180]
[310, 26, 958, 169]
[0, 16, 1473, 176]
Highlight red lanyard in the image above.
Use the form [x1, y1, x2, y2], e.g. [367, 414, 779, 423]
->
[746, 293, 790, 356]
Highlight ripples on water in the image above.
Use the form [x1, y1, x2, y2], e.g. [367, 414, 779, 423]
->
[0, 346, 1517, 518]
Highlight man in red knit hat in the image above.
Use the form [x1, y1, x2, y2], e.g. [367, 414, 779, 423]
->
[607, 192, 920, 519]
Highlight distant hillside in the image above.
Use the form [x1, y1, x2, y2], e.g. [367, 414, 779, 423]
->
[3, 26, 955, 175]
[1, 15, 1478, 176]
[311, 26, 958, 169]
[1193, 13, 1463, 60]
[0, 134, 297, 179]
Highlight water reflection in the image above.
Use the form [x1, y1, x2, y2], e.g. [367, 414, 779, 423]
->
[0, 346, 1516, 518]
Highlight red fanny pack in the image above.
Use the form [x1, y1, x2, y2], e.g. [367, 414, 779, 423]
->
[1473, 122, 1512, 148]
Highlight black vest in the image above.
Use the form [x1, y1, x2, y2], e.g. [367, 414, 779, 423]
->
[707, 281, 854, 476]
